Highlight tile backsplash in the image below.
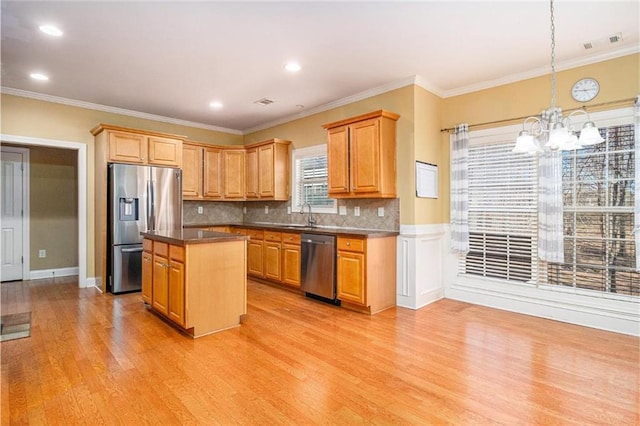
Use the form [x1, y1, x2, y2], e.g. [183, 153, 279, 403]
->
[184, 198, 399, 231]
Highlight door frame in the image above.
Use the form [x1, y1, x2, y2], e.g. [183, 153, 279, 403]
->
[0, 134, 88, 288]
[1, 146, 30, 281]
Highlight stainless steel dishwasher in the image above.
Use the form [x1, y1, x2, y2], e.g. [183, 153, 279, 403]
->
[300, 233, 339, 304]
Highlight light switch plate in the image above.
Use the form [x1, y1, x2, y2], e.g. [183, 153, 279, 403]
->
[354, 206, 360, 217]
[287, 206, 291, 214]
[339, 205, 347, 216]
[378, 207, 384, 217]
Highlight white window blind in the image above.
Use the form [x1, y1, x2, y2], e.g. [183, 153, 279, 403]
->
[459, 107, 638, 297]
[462, 133, 538, 282]
[292, 145, 337, 214]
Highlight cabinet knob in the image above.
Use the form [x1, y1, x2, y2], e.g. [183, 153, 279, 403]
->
[346, 242, 350, 246]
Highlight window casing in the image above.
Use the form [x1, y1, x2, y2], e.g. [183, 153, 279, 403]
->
[461, 108, 638, 297]
[291, 145, 337, 214]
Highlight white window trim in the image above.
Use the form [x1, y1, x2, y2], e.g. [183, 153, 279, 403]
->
[291, 144, 337, 214]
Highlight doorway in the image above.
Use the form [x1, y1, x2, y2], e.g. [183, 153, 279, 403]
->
[0, 134, 88, 288]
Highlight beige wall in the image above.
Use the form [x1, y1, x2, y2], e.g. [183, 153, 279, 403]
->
[244, 85, 419, 223]
[29, 146, 78, 270]
[440, 53, 639, 222]
[2, 53, 637, 277]
[0, 94, 243, 277]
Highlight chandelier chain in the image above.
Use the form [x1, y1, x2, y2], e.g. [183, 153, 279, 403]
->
[550, 0, 556, 110]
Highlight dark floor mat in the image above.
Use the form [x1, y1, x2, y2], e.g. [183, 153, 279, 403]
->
[0, 312, 31, 342]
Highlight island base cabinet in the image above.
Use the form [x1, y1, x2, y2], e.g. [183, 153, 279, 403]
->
[142, 238, 247, 337]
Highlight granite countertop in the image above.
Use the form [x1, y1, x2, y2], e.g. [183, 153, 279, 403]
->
[184, 223, 399, 238]
[141, 229, 249, 246]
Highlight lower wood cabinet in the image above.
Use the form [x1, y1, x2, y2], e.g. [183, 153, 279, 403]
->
[337, 235, 396, 314]
[263, 231, 282, 281]
[142, 237, 247, 337]
[281, 232, 301, 288]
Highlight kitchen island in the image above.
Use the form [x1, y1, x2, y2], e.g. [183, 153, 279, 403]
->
[141, 229, 248, 337]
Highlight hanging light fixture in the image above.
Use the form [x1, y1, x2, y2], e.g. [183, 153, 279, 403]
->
[513, 0, 604, 154]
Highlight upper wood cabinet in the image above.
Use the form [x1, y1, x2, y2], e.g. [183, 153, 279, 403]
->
[223, 149, 245, 199]
[244, 139, 291, 201]
[92, 124, 183, 168]
[322, 110, 399, 198]
[182, 142, 229, 200]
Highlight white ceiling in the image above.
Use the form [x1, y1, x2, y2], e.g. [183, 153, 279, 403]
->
[1, 1, 638, 134]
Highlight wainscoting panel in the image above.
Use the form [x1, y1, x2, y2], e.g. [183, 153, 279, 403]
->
[396, 224, 446, 309]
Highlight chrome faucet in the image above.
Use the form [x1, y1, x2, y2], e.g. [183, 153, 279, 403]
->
[300, 202, 315, 227]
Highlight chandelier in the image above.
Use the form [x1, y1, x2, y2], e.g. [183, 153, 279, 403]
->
[513, 0, 604, 154]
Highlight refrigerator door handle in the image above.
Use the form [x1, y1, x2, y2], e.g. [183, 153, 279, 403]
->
[121, 247, 143, 253]
[147, 180, 155, 231]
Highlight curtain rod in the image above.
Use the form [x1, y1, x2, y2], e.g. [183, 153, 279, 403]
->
[440, 96, 638, 133]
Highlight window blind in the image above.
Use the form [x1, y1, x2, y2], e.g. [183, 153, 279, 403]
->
[463, 139, 538, 282]
[291, 145, 337, 214]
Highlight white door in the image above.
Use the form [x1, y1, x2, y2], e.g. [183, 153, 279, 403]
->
[1, 148, 26, 281]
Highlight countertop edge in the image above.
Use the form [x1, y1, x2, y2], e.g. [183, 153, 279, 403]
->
[183, 223, 399, 238]
[141, 230, 249, 246]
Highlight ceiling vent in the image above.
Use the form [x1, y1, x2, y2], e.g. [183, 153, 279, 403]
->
[583, 42, 593, 50]
[609, 33, 622, 44]
[253, 97, 274, 106]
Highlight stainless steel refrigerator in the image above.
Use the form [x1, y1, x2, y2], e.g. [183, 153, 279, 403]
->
[108, 163, 182, 294]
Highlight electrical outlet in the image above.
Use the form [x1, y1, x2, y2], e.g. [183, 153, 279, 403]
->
[39, 249, 46, 258]
[354, 206, 360, 217]
[378, 207, 384, 217]
[339, 205, 347, 216]
[197, 206, 203, 214]
[243, 206, 247, 214]
[264, 205, 269, 214]
[287, 206, 291, 214]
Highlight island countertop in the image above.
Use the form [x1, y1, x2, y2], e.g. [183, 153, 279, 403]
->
[141, 229, 249, 246]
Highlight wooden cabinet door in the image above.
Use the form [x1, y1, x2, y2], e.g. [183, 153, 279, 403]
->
[282, 244, 301, 287]
[247, 240, 264, 277]
[182, 144, 202, 199]
[148, 136, 182, 167]
[142, 250, 153, 304]
[203, 147, 222, 198]
[337, 251, 366, 305]
[258, 144, 275, 197]
[349, 118, 380, 194]
[327, 126, 350, 195]
[245, 148, 259, 199]
[152, 254, 169, 315]
[108, 131, 147, 164]
[224, 149, 245, 199]
[263, 241, 281, 281]
[168, 260, 185, 327]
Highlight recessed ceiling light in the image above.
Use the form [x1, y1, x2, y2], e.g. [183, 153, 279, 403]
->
[209, 101, 223, 109]
[285, 62, 301, 72]
[39, 25, 63, 37]
[30, 73, 49, 81]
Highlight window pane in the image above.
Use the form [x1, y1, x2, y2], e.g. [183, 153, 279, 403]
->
[549, 124, 639, 296]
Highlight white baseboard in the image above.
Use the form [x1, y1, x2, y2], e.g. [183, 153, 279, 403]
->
[30, 267, 78, 280]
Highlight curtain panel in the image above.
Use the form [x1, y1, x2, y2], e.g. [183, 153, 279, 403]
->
[450, 124, 470, 253]
[635, 99, 640, 271]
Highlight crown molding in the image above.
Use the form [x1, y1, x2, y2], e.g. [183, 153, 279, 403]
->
[242, 75, 425, 134]
[441, 46, 639, 98]
[0, 87, 243, 135]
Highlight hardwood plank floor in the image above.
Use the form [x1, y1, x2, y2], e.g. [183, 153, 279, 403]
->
[1, 277, 638, 425]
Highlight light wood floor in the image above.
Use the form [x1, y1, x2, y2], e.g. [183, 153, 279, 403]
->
[1, 277, 638, 425]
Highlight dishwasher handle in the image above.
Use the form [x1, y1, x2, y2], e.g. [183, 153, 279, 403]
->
[302, 239, 331, 245]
